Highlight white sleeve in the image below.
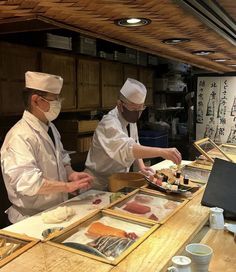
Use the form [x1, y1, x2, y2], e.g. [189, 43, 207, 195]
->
[1, 136, 43, 196]
[96, 120, 136, 167]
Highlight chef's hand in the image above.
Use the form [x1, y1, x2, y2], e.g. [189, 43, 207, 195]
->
[66, 171, 93, 193]
[139, 166, 155, 177]
[160, 148, 182, 165]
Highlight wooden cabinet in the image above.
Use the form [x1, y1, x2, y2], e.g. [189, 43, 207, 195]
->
[77, 58, 100, 110]
[0, 43, 39, 115]
[41, 51, 76, 111]
[101, 61, 123, 108]
[139, 67, 154, 106]
[123, 65, 138, 82]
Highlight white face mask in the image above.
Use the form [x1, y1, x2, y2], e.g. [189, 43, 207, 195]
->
[38, 98, 61, 122]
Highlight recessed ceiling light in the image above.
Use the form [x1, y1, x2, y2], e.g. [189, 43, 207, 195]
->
[213, 58, 231, 62]
[192, 50, 215, 56]
[114, 18, 151, 27]
[228, 64, 236, 67]
[162, 38, 191, 45]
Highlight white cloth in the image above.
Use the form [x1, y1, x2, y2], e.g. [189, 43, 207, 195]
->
[0, 111, 70, 223]
[85, 107, 138, 190]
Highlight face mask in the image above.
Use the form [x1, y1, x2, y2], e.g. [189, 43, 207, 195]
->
[38, 99, 61, 122]
[122, 106, 141, 123]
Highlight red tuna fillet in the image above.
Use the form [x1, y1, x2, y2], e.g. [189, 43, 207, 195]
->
[123, 201, 151, 214]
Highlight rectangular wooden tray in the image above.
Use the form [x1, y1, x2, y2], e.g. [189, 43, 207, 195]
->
[106, 188, 188, 224]
[46, 210, 159, 265]
[194, 137, 233, 163]
[0, 230, 39, 268]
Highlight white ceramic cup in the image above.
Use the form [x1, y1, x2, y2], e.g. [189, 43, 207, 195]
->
[168, 256, 192, 272]
[209, 207, 224, 230]
[185, 243, 213, 272]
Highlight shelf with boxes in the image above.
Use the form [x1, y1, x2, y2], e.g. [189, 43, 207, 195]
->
[54, 119, 98, 164]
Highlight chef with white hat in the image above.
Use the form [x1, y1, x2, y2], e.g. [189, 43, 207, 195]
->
[1, 71, 93, 224]
[85, 78, 182, 190]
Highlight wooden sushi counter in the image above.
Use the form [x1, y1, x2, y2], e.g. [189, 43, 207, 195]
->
[1, 161, 236, 272]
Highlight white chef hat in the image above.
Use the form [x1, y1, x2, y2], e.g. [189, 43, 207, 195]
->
[25, 71, 63, 94]
[120, 78, 147, 104]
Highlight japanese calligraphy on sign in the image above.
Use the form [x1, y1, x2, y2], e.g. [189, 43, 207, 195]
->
[196, 77, 236, 143]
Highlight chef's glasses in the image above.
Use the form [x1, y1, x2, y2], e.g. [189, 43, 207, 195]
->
[39, 96, 64, 103]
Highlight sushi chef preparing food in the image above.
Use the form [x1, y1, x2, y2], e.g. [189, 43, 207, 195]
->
[1, 71, 93, 224]
[85, 78, 182, 190]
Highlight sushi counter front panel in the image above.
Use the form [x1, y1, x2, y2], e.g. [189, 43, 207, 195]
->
[1, 160, 235, 271]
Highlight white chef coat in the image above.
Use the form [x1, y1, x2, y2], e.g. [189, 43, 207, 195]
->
[0, 110, 70, 223]
[85, 107, 138, 190]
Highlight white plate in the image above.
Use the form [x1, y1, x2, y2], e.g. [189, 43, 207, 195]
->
[225, 223, 236, 234]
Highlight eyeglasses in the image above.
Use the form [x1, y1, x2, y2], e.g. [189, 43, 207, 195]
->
[122, 101, 146, 111]
[40, 96, 64, 103]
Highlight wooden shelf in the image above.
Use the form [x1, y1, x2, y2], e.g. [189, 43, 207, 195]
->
[153, 107, 184, 111]
[155, 90, 186, 95]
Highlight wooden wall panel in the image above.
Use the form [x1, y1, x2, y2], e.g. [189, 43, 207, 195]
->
[77, 59, 100, 110]
[41, 51, 76, 111]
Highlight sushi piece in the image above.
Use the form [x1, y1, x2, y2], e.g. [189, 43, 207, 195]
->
[123, 201, 151, 214]
[88, 236, 134, 258]
[87, 222, 126, 238]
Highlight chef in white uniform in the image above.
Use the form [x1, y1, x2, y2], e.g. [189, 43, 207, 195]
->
[1, 71, 93, 223]
[85, 78, 182, 190]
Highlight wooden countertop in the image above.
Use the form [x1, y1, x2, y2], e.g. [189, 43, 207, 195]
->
[1, 160, 235, 272]
[110, 192, 209, 272]
[0, 242, 113, 272]
[201, 229, 236, 272]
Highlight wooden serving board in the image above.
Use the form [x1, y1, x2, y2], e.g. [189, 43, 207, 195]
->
[200, 229, 236, 272]
[0, 242, 113, 272]
[106, 188, 188, 224]
[47, 210, 159, 265]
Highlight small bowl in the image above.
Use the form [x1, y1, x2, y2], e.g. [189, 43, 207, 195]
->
[42, 227, 64, 239]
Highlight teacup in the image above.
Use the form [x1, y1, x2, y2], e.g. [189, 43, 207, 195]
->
[185, 243, 213, 272]
[167, 255, 192, 272]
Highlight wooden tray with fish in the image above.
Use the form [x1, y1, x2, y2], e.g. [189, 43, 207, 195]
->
[46, 210, 159, 265]
[0, 230, 39, 268]
[106, 188, 188, 224]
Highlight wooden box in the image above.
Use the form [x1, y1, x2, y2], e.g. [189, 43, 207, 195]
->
[194, 137, 233, 163]
[106, 188, 188, 224]
[78, 120, 99, 133]
[55, 119, 99, 133]
[46, 210, 159, 265]
[0, 230, 39, 268]
[77, 136, 93, 152]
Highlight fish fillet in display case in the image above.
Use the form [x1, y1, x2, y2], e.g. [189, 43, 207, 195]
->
[106, 189, 188, 224]
[46, 210, 159, 265]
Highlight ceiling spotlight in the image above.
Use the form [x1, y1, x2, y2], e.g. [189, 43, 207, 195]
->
[213, 59, 231, 62]
[162, 38, 191, 45]
[114, 18, 151, 27]
[192, 50, 215, 56]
